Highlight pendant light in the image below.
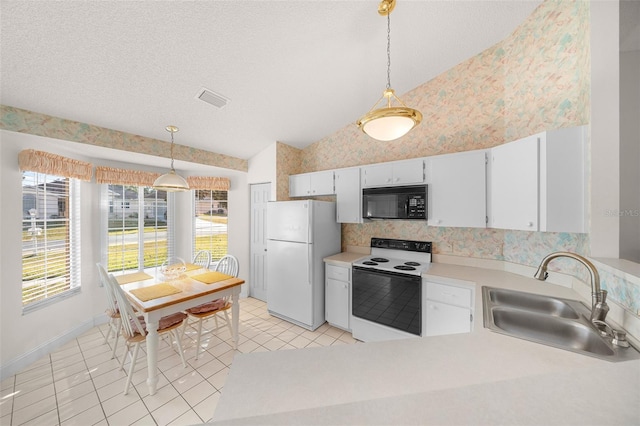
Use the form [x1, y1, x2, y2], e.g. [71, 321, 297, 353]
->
[357, 0, 422, 142]
[153, 125, 190, 192]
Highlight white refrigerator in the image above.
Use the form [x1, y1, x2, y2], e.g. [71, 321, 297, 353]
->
[267, 200, 341, 330]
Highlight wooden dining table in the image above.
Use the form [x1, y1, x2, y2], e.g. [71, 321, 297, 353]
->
[120, 267, 244, 396]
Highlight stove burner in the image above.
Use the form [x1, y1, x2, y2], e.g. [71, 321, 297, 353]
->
[362, 261, 378, 266]
[370, 257, 389, 263]
[404, 261, 421, 266]
[394, 265, 416, 271]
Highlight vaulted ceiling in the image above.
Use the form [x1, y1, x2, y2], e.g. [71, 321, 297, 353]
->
[2, 1, 543, 163]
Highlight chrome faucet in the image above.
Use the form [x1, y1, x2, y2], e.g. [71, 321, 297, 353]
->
[534, 251, 609, 323]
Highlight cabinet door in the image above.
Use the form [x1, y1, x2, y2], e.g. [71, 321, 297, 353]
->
[335, 168, 362, 223]
[490, 134, 539, 231]
[289, 174, 310, 197]
[326, 278, 350, 331]
[425, 301, 471, 337]
[393, 159, 425, 185]
[427, 151, 487, 228]
[309, 170, 334, 196]
[362, 163, 393, 187]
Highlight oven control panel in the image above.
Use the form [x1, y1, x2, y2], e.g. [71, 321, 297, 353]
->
[371, 238, 432, 254]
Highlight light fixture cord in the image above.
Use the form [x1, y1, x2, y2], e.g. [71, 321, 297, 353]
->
[169, 130, 175, 170]
[386, 11, 391, 90]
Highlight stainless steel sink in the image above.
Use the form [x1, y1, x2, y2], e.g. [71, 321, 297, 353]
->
[487, 287, 581, 319]
[482, 287, 640, 362]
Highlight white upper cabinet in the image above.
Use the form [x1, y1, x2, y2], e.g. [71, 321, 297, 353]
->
[289, 170, 335, 197]
[334, 167, 362, 224]
[361, 158, 425, 188]
[539, 126, 587, 233]
[489, 134, 539, 231]
[489, 126, 586, 232]
[426, 150, 487, 228]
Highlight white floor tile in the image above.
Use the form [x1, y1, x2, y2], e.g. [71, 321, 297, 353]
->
[192, 391, 221, 423]
[57, 392, 101, 423]
[142, 383, 180, 413]
[100, 390, 141, 418]
[207, 368, 229, 391]
[180, 379, 216, 407]
[2, 297, 357, 426]
[170, 370, 204, 395]
[13, 383, 55, 411]
[150, 395, 190, 426]
[11, 395, 56, 425]
[16, 407, 59, 426]
[59, 404, 105, 426]
[106, 400, 149, 426]
[167, 409, 203, 426]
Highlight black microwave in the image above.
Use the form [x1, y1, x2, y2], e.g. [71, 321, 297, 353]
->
[362, 185, 427, 220]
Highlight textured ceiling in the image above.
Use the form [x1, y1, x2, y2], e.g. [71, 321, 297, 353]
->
[1, 0, 543, 164]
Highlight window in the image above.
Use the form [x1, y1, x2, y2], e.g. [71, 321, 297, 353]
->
[105, 185, 169, 273]
[22, 172, 81, 309]
[193, 189, 228, 261]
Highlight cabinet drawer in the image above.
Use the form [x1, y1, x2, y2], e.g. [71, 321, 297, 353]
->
[326, 264, 349, 282]
[426, 282, 471, 308]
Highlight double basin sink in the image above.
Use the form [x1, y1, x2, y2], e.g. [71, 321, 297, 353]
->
[482, 287, 640, 362]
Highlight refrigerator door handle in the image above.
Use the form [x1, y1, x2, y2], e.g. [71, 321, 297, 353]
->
[308, 245, 312, 285]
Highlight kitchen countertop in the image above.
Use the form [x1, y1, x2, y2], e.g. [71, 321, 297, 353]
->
[211, 262, 640, 425]
[323, 251, 367, 265]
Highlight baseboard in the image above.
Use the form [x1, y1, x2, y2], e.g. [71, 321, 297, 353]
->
[0, 314, 109, 381]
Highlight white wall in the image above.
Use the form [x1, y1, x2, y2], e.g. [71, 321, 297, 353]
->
[0, 129, 250, 379]
[1, 131, 101, 378]
[620, 49, 640, 262]
[247, 142, 277, 200]
[590, 0, 620, 258]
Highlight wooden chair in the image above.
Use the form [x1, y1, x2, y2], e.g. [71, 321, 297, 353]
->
[184, 254, 239, 359]
[106, 272, 187, 395]
[97, 263, 121, 360]
[192, 250, 212, 269]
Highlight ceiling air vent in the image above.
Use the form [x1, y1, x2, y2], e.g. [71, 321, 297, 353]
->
[195, 87, 229, 109]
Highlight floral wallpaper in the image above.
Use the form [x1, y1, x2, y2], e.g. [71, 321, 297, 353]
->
[0, 105, 248, 172]
[275, 142, 302, 201]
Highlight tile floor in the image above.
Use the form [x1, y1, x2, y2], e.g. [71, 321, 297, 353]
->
[0, 297, 358, 426]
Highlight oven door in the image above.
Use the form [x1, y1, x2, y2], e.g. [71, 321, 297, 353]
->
[352, 266, 422, 336]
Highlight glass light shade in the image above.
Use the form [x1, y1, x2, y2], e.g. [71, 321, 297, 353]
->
[360, 110, 419, 141]
[357, 89, 422, 141]
[153, 169, 189, 192]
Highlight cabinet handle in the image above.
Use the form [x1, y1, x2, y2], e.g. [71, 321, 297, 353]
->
[527, 222, 534, 227]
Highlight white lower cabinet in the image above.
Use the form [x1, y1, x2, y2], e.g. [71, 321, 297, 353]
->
[424, 278, 475, 337]
[325, 264, 351, 331]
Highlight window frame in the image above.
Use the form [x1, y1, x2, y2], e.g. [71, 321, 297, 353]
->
[101, 184, 174, 275]
[21, 172, 81, 313]
[192, 189, 228, 264]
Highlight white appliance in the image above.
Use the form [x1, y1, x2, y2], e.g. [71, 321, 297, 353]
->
[267, 200, 341, 330]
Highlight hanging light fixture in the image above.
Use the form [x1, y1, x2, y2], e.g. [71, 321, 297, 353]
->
[153, 125, 190, 192]
[357, 0, 422, 142]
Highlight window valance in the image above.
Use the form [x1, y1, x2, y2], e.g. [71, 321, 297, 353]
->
[18, 149, 93, 181]
[95, 166, 160, 187]
[187, 176, 230, 191]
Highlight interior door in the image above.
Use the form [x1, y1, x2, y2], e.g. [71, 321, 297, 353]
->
[250, 183, 270, 302]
